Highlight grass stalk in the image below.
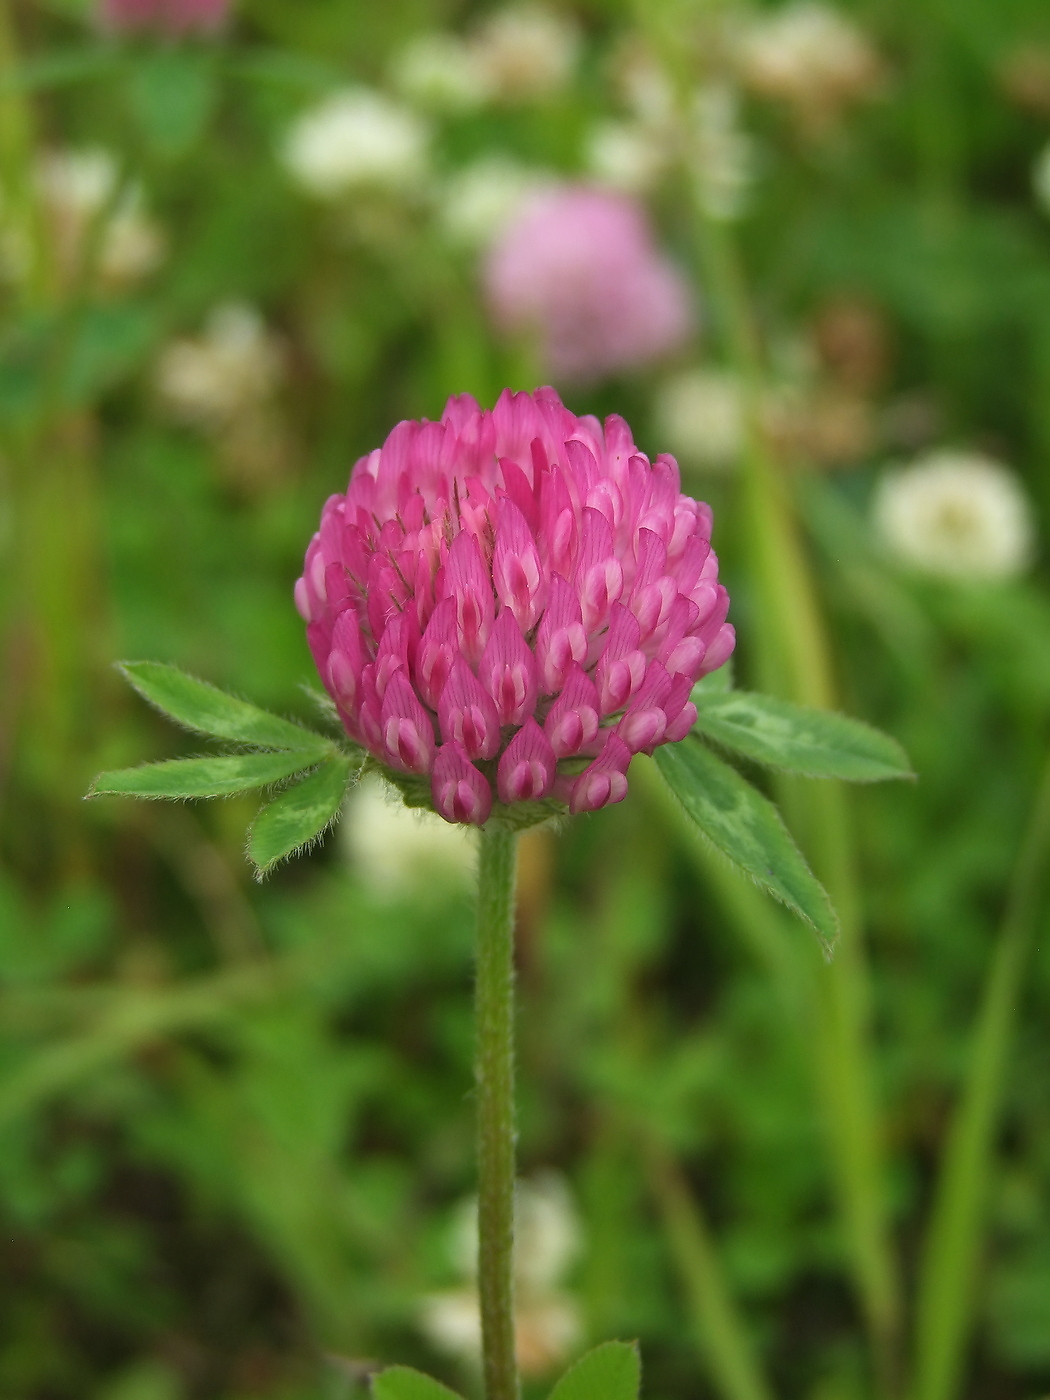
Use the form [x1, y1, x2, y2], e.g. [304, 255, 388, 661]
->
[647, 1142, 776, 1400]
[910, 751, 1050, 1400]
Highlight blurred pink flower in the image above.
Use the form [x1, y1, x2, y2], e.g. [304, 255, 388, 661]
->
[98, 0, 232, 36]
[296, 387, 733, 825]
[483, 186, 693, 383]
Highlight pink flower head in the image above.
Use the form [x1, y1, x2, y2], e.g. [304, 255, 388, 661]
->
[98, 0, 232, 36]
[296, 388, 734, 826]
[483, 186, 694, 384]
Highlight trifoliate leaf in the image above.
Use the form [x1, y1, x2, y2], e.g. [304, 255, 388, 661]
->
[692, 690, 913, 783]
[655, 737, 839, 954]
[248, 756, 353, 878]
[118, 661, 331, 754]
[547, 1342, 641, 1400]
[88, 751, 323, 800]
[371, 1367, 464, 1400]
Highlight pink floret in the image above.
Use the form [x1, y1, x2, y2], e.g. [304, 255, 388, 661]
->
[296, 387, 734, 825]
[484, 186, 693, 384]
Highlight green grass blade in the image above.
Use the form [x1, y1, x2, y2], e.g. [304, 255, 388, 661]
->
[910, 755, 1050, 1400]
[647, 1146, 774, 1400]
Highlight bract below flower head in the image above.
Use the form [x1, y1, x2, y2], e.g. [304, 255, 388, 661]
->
[296, 387, 734, 827]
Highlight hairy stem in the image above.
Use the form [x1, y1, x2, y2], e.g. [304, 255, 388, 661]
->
[475, 825, 520, 1400]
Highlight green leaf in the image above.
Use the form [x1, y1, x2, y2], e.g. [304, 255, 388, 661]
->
[118, 662, 330, 754]
[126, 50, 218, 156]
[692, 691, 913, 783]
[60, 302, 162, 407]
[654, 738, 839, 953]
[88, 751, 323, 801]
[371, 1367, 464, 1400]
[547, 1342, 641, 1400]
[248, 757, 353, 877]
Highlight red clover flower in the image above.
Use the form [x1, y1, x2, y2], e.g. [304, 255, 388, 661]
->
[483, 186, 693, 383]
[296, 388, 734, 826]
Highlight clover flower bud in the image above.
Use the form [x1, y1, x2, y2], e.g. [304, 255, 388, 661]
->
[296, 387, 734, 826]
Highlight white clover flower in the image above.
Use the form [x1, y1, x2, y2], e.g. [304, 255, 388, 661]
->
[342, 773, 475, 896]
[36, 147, 117, 213]
[156, 303, 284, 430]
[618, 51, 677, 129]
[439, 156, 554, 248]
[421, 1173, 583, 1378]
[585, 120, 668, 193]
[391, 32, 491, 112]
[655, 368, 745, 472]
[282, 89, 430, 199]
[0, 147, 164, 288]
[98, 197, 166, 284]
[470, 5, 580, 102]
[873, 451, 1036, 581]
[735, 2, 881, 115]
[688, 83, 756, 221]
[1032, 141, 1050, 217]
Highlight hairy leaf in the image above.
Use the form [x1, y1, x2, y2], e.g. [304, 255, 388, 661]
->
[693, 690, 913, 783]
[118, 661, 330, 753]
[547, 1342, 641, 1400]
[248, 756, 353, 877]
[89, 751, 322, 800]
[371, 1367, 464, 1400]
[655, 737, 839, 953]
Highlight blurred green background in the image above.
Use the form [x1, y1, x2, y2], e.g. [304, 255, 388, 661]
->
[2, 1, 1050, 1398]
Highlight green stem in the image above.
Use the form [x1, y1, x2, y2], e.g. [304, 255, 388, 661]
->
[910, 750, 1050, 1400]
[475, 825, 520, 1400]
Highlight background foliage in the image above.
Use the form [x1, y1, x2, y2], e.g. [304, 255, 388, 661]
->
[2, 1, 1050, 1398]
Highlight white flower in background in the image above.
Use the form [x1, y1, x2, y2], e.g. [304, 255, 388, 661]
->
[343, 773, 475, 896]
[156, 303, 284, 430]
[421, 1173, 583, 1378]
[734, 2, 881, 119]
[439, 156, 553, 248]
[392, 32, 490, 112]
[469, 5, 580, 102]
[873, 452, 1036, 581]
[617, 49, 677, 128]
[688, 83, 756, 221]
[282, 89, 430, 199]
[655, 368, 745, 472]
[0, 147, 164, 287]
[585, 120, 668, 193]
[1032, 142, 1050, 217]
